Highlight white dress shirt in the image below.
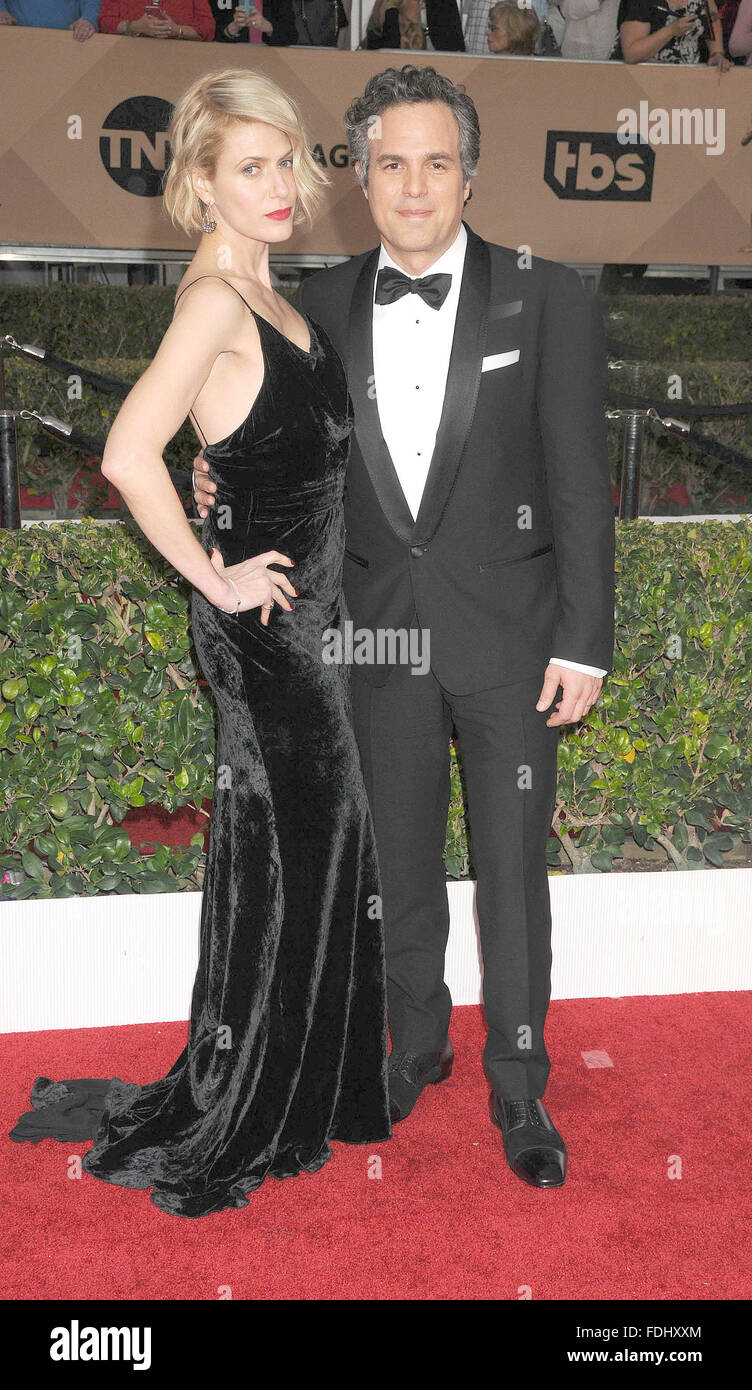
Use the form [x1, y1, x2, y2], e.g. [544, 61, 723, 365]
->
[371, 223, 607, 679]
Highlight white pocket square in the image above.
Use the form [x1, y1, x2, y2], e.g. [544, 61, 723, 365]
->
[481, 349, 520, 373]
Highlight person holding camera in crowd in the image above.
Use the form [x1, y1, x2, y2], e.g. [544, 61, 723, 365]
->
[99, 0, 215, 38]
[211, 0, 277, 40]
[609, 0, 731, 62]
[213, 0, 335, 44]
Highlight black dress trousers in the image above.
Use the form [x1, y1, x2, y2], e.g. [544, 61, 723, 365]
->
[349, 625, 561, 1101]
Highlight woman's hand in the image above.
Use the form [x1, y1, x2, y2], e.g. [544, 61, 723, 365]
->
[209, 547, 297, 626]
[231, 5, 274, 33]
[131, 10, 170, 36]
[246, 6, 274, 32]
[69, 17, 96, 39]
[667, 13, 697, 36]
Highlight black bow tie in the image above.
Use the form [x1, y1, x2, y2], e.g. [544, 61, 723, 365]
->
[375, 265, 452, 310]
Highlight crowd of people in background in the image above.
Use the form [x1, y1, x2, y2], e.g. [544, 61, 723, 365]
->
[1, 0, 751, 62]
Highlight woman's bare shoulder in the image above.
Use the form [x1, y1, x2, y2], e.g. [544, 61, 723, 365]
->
[170, 271, 248, 318]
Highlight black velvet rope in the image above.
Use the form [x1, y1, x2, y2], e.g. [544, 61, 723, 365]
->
[38, 349, 131, 398]
[607, 389, 752, 418]
[9, 337, 752, 487]
[653, 424, 752, 475]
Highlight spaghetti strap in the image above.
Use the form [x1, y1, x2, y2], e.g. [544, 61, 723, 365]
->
[189, 409, 209, 451]
[173, 276, 254, 451]
[174, 274, 253, 313]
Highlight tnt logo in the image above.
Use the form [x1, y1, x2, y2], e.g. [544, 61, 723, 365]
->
[544, 131, 654, 201]
[99, 96, 173, 197]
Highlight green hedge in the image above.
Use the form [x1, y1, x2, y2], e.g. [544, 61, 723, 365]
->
[604, 296, 752, 362]
[4, 284, 752, 362]
[2, 284, 752, 516]
[1, 518, 751, 898]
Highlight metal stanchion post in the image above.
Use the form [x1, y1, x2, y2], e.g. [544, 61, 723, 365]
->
[618, 362, 644, 520]
[0, 410, 22, 530]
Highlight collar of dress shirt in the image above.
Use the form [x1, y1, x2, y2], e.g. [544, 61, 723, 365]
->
[373, 220, 468, 298]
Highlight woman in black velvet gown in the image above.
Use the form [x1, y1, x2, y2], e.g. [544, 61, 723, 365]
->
[9, 70, 391, 1216]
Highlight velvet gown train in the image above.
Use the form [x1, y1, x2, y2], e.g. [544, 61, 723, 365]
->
[9, 278, 392, 1217]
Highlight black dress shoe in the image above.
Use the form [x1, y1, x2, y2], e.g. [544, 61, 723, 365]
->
[388, 1039, 454, 1122]
[490, 1092, 568, 1188]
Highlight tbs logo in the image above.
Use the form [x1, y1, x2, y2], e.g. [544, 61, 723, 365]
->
[544, 131, 654, 201]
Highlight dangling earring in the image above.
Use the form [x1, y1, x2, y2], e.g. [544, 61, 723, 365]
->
[201, 201, 217, 233]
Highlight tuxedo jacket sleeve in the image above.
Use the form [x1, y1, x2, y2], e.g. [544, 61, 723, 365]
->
[535, 264, 615, 669]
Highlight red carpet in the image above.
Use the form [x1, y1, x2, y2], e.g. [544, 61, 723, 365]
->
[1, 994, 750, 1301]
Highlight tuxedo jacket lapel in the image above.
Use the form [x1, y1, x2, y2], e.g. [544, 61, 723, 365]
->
[347, 247, 415, 543]
[346, 221, 491, 547]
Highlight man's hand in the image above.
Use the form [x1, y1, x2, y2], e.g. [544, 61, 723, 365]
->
[536, 664, 601, 727]
[0, 12, 18, 23]
[192, 450, 217, 518]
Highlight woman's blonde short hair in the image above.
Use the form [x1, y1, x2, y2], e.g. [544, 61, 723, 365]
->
[488, 0, 540, 54]
[162, 67, 330, 236]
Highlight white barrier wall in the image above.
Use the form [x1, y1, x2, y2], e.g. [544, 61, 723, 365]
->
[2, 869, 750, 1033]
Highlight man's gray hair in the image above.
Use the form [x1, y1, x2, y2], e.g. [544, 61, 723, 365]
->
[344, 65, 481, 189]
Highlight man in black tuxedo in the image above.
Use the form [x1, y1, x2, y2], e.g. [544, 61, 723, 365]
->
[193, 64, 615, 1189]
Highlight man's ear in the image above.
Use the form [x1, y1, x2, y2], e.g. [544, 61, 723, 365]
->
[353, 161, 369, 200]
[463, 180, 472, 205]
